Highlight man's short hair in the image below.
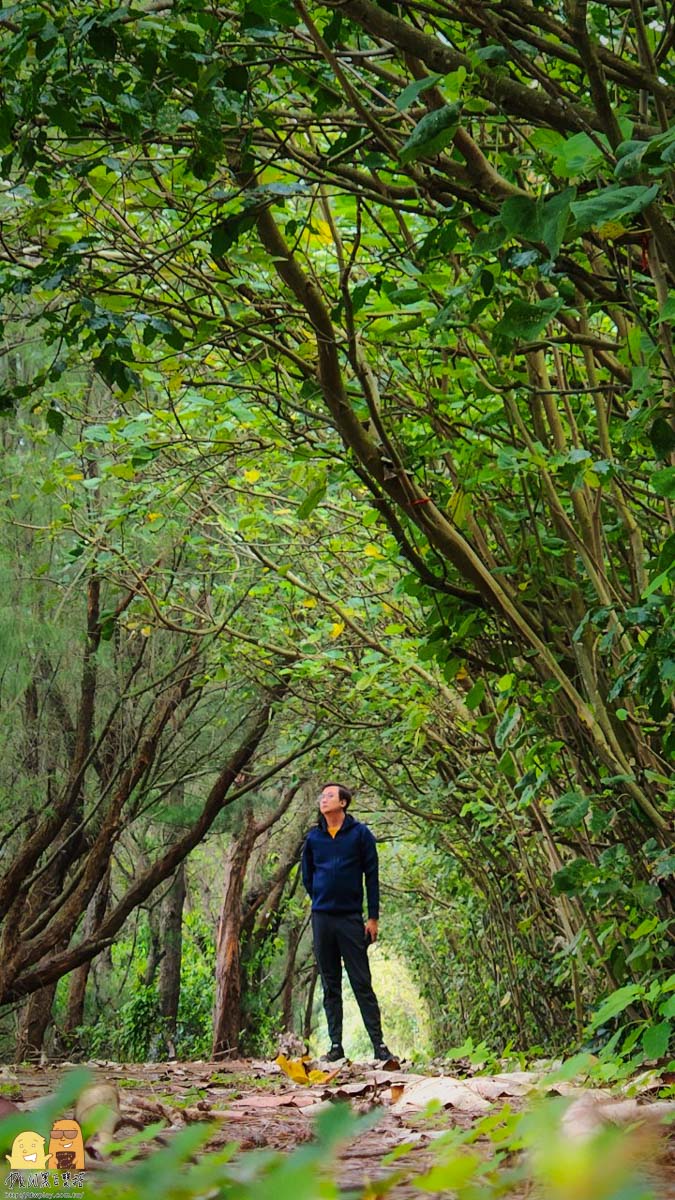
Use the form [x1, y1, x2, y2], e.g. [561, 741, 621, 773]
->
[323, 781, 352, 809]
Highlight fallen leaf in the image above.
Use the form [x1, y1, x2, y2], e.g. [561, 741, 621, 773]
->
[275, 1055, 339, 1086]
[334, 1082, 373, 1097]
[297, 1100, 332, 1117]
[466, 1078, 522, 1101]
[391, 1077, 492, 1115]
[562, 1094, 675, 1140]
[488, 1071, 543, 1092]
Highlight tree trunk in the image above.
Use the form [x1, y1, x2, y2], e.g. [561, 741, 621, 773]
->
[212, 813, 259, 1058]
[16, 982, 58, 1062]
[280, 918, 306, 1032]
[65, 867, 111, 1037]
[157, 861, 186, 1059]
[143, 900, 162, 988]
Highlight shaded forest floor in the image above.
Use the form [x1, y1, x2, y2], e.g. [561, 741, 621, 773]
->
[3, 1057, 674, 1198]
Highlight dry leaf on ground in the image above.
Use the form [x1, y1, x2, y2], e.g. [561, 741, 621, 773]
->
[275, 1055, 340, 1086]
[390, 1077, 492, 1115]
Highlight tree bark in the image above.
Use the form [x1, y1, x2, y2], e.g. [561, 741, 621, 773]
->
[15, 982, 58, 1062]
[280, 918, 306, 1032]
[212, 813, 259, 1058]
[212, 780, 305, 1057]
[64, 867, 111, 1037]
[158, 860, 186, 1059]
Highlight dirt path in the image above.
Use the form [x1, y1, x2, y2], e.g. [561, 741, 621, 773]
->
[2, 1058, 673, 1198]
[0, 1058, 503, 1197]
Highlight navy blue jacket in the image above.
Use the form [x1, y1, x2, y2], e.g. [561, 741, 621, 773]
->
[301, 813, 379, 919]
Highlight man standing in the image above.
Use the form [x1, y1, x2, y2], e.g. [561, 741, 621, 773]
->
[301, 782, 396, 1063]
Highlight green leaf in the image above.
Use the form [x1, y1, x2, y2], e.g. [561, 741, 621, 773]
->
[499, 189, 574, 259]
[473, 44, 509, 63]
[399, 103, 462, 164]
[46, 406, 64, 435]
[500, 196, 541, 242]
[653, 852, 675, 879]
[642, 1021, 671, 1060]
[551, 790, 589, 828]
[658, 296, 675, 322]
[614, 139, 650, 180]
[296, 477, 327, 519]
[652, 467, 675, 498]
[222, 63, 249, 92]
[552, 857, 593, 897]
[351, 279, 375, 312]
[553, 132, 608, 179]
[495, 704, 521, 749]
[465, 678, 485, 710]
[211, 211, 257, 257]
[571, 185, 659, 231]
[650, 417, 675, 459]
[590, 984, 643, 1028]
[492, 297, 563, 350]
[395, 75, 443, 112]
[540, 188, 575, 257]
[88, 22, 119, 59]
[0, 104, 14, 150]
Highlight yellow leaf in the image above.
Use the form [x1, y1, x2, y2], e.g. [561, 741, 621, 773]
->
[275, 1055, 309, 1084]
[447, 489, 469, 527]
[597, 219, 627, 239]
[363, 544, 384, 559]
[146, 512, 162, 522]
[302, 598, 317, 608]
[67, 472, 84, 481]
[275, 1055, 338, 1086]
[330, 621, 345, 639]
[141, 626, 152, 637]
[243, 468, 261, 483]
[312, 218, 333, 245]
[307, 1068, 335, 1084]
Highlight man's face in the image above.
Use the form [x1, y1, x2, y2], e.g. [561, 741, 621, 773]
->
[319, 785, 344, 817]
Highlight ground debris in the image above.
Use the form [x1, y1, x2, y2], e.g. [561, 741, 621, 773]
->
[3, 1057, 674, 1200]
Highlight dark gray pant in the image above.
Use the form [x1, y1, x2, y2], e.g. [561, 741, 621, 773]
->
[311, 910, 383, 1048]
